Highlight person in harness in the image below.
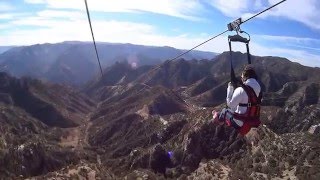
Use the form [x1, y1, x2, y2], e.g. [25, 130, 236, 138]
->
[212, 65, 262, 136]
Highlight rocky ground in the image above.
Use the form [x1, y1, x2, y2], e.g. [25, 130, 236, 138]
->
[1, 52, 320, 179]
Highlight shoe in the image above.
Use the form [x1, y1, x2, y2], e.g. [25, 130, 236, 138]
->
[211, 111, 224, 125]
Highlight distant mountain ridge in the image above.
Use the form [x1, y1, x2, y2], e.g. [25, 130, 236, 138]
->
[0, 46, 15, 54]
[0, 42, 217, 86]
[87, 51, 320, 105]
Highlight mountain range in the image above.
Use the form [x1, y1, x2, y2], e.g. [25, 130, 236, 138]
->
[0, 46, 15, 54]
[0, 42, 216, 87]
[0, 47, 319, 179]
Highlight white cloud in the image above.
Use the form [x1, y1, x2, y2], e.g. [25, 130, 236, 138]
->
[24, 0, 205, 21]
[255, 35, 320, 51]
[24, 0, 46, 4]
[0, 12, 42, 20]
[1, 18, 155, 46]
[0, 13, 14, 19]
[251, 34, 320, 66]
[0, 24, 11, 30]
[185, 34, 320, 67]
[267, 0, 320, 30]
[257, 35, 320, 43]
[209, 0, 320, 30]
[251, 42, 320, 67]
[0, 2, 14, 11]
[8, 10, 87, 27]
[208, 0, 266, 18]
[37, 10, 84, 20]
[287, 44, 320, 52]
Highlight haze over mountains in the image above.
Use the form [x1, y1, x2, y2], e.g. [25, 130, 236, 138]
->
[0, 42, 216, 86]
[0, 46, 14, 54]
[0, 42, 320, 179]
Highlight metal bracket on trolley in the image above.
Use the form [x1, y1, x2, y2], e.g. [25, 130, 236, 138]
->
[227, 18, 242, 32]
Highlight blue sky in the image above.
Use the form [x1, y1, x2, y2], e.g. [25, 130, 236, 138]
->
[0, 0, 320, 67]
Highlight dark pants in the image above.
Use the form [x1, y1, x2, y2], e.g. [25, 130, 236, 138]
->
[218, 108, 259, 135]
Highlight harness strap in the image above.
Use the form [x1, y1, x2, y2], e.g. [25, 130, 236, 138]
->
[238, 102, 259, 107]
[228, 40, 237, 86]
[228, 32, 251, 87]
[241, 84, 261, 103]
[235, 84, 262, 120]
[246, 43, 251, 64]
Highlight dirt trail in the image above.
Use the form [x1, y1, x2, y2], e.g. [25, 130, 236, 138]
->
[59, 115, 93, 149]
[59, 128, 81, 147]
[80, 121, 93, 148]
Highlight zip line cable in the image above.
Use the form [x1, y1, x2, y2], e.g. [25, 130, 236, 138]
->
[84, 0, 103, 77]
[242, 0, 287, 24]
[169, 0, 287, 62]
[169, 30, 229, 62]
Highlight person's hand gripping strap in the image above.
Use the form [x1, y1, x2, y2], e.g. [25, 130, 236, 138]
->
[227, 82, 234, 99]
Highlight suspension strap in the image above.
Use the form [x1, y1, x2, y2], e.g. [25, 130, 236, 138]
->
[227, 18, 252, 85]
[228, 34, 251, 64]
[228, 39, 237, 86]
[246, 43, 251, 64]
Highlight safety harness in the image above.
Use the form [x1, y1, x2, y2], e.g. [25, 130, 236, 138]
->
[234, 84, 262, 125]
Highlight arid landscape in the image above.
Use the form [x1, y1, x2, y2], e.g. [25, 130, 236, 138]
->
[0, 43, 319, 179]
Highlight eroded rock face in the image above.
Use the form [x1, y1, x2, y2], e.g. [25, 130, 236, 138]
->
[268, 104, 320, 134]
[181, 130, 202, 172]
[149, 94, 187, 116]
[1, 142, 80, 178]
[304, 83, 319, 105]
[0, 93, 13, 105]
[308, 124, 320, 135]
[150, 144, 172, 175]
[4, 142, 45, 177]
[0, 72, 95, 179]
[0, 73, 95, 128]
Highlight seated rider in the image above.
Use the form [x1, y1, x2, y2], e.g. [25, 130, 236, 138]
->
[213, 65, 262, 136]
